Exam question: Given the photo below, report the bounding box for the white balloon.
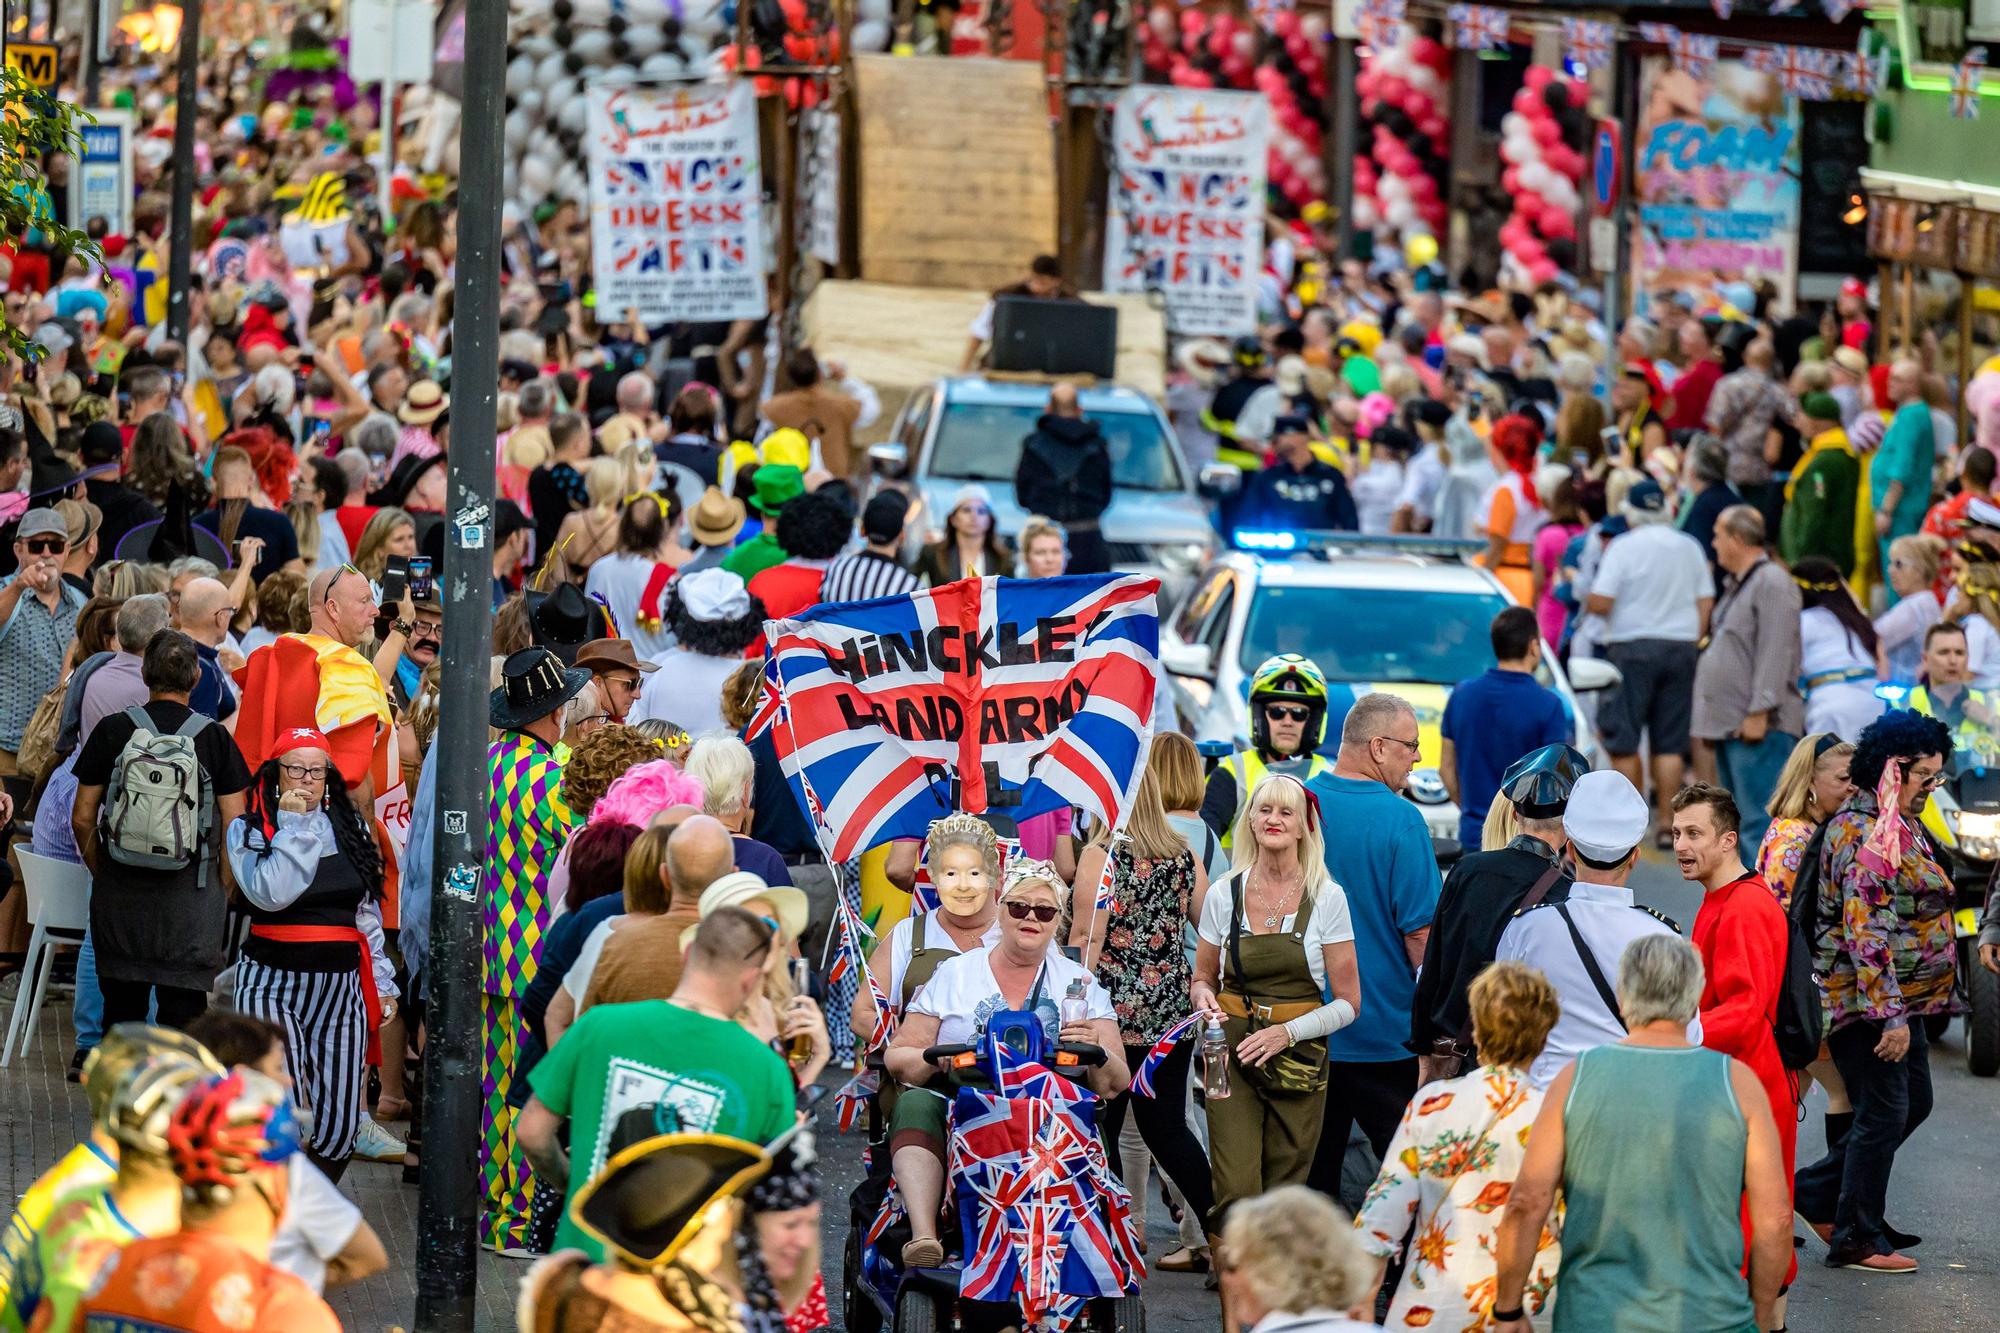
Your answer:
[641,51,684,77]
[536,52,568,86]
[1504,135,1539,166]
[1406,65,1441,98]
[1385,197,1414,228]
[507,55,536,96]
[571,29,614,62]
[1377,172,1409,202]
[603,63,637,85]
[505,110,530,153]
[521,155,555,196]
[858,0,891,19]
[548,77,578,111]
[517,34,555,59]
[851,17,890,51]
[1352,196,1379,230]
[557,95,590,134]
[571,0,612,22]
[1500,112,1527,140]
[1519,162,1554,194]
[1373,46,1411,77]
[517,87,544,117]
[622,26,664,58]
[1544,178,1580,213]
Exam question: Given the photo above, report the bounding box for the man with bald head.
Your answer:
[1874,356,1937,586]
[170,577,239,721]
[1015,381,1113,574]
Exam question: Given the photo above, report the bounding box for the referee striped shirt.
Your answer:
[819,550,920,604]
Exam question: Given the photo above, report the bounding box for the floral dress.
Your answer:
[1355,1065,1561,1332]
[1756,816,1815,910]
[1097,844,1195,1046]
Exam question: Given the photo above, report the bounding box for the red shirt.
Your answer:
[1692,870,1797,1285]
[80,1230,341,1333]
[334,503,379,554]
[1667,358,1723,432]
[749,561,830,622]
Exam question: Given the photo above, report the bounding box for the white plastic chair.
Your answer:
[4,851,91,1067]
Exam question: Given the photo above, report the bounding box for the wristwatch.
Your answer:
[391,618,414,637]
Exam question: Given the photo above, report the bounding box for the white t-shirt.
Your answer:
[563,917,623,1005]
[1966,614,2000,689]
[270,1156,363,1294]
[1590,522,1715,644]
[881,912,1002,1010]
[632,648,743,737]
[1196,868,1354,993]
[907,945,1114,1049]
[586,552,676,659]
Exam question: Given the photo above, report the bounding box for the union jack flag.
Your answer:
[1673,32,1720,81]
[1712,0,1733,19]
[951,1049,1143,1328]
[1636,22,1679,47]
[833,1066,878,1132]
[1357,0,1404,49]
[1447,3,1508,51]
[1560,18,1615,72]
[763,574,1159,865]
[1955,47,1987,119]
[1248,0,1293,34]
[1823,0,1859,22]
[1131,1013,1207,1098]
[1839,50,1878,96]
[1749,45,1836,100]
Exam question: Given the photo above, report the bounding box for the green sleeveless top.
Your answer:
[1553,1044,1756,1333]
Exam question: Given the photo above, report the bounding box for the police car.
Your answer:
[1159,532,1617,845]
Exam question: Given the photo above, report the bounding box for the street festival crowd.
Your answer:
[9,28,2000,1333]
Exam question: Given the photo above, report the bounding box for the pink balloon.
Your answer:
[1501,166,1520,195]
[1355,69,1380,100]
[1567,79,1589,109]
[1224,56,1251,84]
[1178,9,1204,34]
[1273,9,1301,38]
[1298,53,1322,80]
[1530,259,1560,284]
[1210,10,1235,34]
[1420,115,1448,142]
[1543,211,1576,243]
[1379,75,1408,103]
[1410,172,1438,200]
[1207,26,1231,58]
[1411,37,1444,66]
[1286,35,1309,62]
[1533,117,1561,148]
[1512,88,1539,118]
[1523,64,1554,90]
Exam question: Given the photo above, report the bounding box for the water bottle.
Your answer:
[1200,1018,1231,1099]
[1060,977,1090,1028]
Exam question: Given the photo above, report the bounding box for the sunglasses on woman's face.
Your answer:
[1005,901,1058,923]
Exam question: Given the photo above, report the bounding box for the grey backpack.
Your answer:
[102,706,214,886]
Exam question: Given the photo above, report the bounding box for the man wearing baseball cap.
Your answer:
[1223,413,1358,542]
[0,507,86,771]
[1496,769,1690,1087]
[820,490,919,604]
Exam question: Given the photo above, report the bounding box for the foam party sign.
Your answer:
[585,79,769,323]
[1102,87,1269,336]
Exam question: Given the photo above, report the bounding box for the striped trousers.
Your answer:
[235,957,367,1165]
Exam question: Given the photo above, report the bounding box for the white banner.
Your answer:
[347,0,435,85]
[586,80,769,325]
[805,106,841,269]
[1101,87,1268,337]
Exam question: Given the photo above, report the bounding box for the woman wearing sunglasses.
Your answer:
[884,859,1129,1270]
[225,726,400,1180]
[1191,773,1360,1264]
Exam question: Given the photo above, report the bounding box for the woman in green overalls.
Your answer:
[850,813,1003,1061]
[1190,773,1361,1266]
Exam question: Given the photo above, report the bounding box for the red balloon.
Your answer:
[1501,166,1520,195]
[1567,79,1589,109]
[1530,259,1560,284]
[1379,75,1408,103]
[1523,64,1554,90]
[1179,9,1204,33]
[1420,115,1448,142]
[1355,69,1380,100]
[1512,88,1539,118]
[1411,37,1444,67]
[1543,212,1577,243]
[1273,10,1301,38]
[1533,117,1561,148]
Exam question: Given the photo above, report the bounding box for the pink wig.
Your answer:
[589,759,706,828]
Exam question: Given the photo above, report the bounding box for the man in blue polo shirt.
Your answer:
[1440,606,1570,850]
[1306,692,1442,1202]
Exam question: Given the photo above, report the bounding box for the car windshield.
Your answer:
[928,403,1184,491]
[1238,583,1509,683]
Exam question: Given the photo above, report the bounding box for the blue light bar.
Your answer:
[1233,531,1298,552]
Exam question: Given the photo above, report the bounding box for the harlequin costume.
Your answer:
[482,649,589,1250]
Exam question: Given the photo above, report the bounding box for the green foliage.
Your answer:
[0,65,106,356]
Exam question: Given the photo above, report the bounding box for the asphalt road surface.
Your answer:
[815,852,2000,1332]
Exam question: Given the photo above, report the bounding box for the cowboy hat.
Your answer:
[398,380,449,426]
[526,583,612,665]
[687,486,747,548]
[573,637,660,677]
[489,646,592,731]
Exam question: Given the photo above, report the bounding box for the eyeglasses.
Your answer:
[22,538,65,555]
[1375,734,1423,754]
[411,620,442,637]
[1264,705,1311,722]
[1902,764,1946,791]
[1004,901,1059,923]
[279,763,328,782]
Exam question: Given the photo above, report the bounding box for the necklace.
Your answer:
[1249,863,1302,931]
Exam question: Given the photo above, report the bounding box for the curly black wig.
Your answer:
[242,759,385,900]
[1848,709,1954,794]
[665,582,769,658]
[774,490,853,561]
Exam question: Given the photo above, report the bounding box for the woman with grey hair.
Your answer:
[1489,933,1792,1333]
[1218,1186,1375,1332]
[1679,431,1742,579]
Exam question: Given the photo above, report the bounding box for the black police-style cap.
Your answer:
[1500,743,1592,820]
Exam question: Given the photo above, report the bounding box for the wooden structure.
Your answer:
[851,54,1058,291]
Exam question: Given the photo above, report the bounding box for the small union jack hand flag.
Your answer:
[1447,3,1508,51]
[1131,1014,1207,1098]
[1955,47,1987,119]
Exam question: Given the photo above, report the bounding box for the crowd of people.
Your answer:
[3,17,2000,1331]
